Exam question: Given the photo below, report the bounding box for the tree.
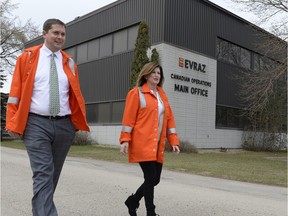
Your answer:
[129,21,160,89]
[130,21,151,89]
[0,0,40,133]
[151,48,160,64]
[231,0,287,151]
[1,92,8,140]
[0,0,40,79]
[230,0,287,40]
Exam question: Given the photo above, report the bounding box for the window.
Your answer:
[86,104,98,123]
[216,38,229,61]
[253,53,279,72]
[88,39,100,61]
[128,25,138,50]
[216,38,252,70]
[240,48,251,69]
[99,35,112,57]
[65,25,139,64]
[216,105,248,129]
[77,43,88,64]
[86,103,110,124]
[64,47,76,59]
[113,29,128,54]
[228,43,241,65]
[112,101,125,122]
[98,103,111,123]
[86,101,125,124]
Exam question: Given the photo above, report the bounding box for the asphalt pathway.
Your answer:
[1,147,287,216]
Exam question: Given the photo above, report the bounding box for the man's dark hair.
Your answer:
[43,19,66,32]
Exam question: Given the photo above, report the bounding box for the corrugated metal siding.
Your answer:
[78,52,134,102]
[65,0,165,48]
[163,0,265,57]
[26,0,166,49]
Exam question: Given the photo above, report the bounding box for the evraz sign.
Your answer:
[178,57,206,73]
[171,57,211,97]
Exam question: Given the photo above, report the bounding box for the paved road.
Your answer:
[1,147,287,216]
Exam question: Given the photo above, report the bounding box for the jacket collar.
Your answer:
[141,83,160,93]
[24,43,71,62]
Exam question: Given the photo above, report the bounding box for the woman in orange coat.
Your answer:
[120,62,180,216]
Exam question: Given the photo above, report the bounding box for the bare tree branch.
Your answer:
[0,0,40,79]
[228,0,287,150]
[230,0,288,40]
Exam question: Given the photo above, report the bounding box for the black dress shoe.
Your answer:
[125,194,140,216]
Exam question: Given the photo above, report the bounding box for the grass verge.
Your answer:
[1,140,287,187]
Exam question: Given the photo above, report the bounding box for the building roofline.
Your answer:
[25,0,125,45]
[203,0,283,40]
[25,0,283,46]
[66,0,126,26]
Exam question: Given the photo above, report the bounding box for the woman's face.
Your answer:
[146,67,161,86]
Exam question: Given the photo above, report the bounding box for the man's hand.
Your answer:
[120,142,129,155]
[7,130,20,138]
[172,145,180,154]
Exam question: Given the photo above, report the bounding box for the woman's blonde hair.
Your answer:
[136,62,164,87]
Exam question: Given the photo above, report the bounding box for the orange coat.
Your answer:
[6,44,90,135]
[119,83,179,163]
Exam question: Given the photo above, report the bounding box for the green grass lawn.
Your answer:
[1,140,287,187]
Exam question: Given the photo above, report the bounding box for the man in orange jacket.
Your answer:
[6,18,89,216]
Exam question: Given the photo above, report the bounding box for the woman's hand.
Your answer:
[172,145,180,154]
[120,142,129,155]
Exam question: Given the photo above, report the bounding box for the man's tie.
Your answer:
[49,53,60,116]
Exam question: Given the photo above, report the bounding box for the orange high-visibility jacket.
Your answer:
[6,44,90,135]
[119,83,179,163]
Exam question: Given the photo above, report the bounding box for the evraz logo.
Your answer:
[179,57,185,67]
[178,57,206,73]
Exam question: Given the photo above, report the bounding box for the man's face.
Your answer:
[43,24,66,52]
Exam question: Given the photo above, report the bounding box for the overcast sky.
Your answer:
[1,0,259,93]
[13,0,258,28]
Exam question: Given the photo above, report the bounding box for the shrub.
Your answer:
[242,131,287,152]
[72,131,95,146]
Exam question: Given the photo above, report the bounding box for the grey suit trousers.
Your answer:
[23,113,76,216]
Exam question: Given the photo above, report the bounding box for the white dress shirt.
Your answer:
[29,45,71,116]
[151,90,164,140]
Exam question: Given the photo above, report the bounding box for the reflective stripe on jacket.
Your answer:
[119,83,179,163]
[6,44,90,134]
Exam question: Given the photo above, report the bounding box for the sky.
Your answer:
[12,0,258,28]
[1,0,260,93]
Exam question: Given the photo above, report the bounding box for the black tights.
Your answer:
[134,161,163,215]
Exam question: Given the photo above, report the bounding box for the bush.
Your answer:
[241,131,287,152]
[72,131,95,146]
[165,140,198,153]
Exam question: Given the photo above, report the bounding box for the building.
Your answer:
[27,0,287,148]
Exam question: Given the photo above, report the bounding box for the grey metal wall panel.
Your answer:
[64,0,165,48]
[26,0,166,49]
[78,52,134,103]
[164,0,258,57]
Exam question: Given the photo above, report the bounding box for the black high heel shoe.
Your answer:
[125,194,140,216]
